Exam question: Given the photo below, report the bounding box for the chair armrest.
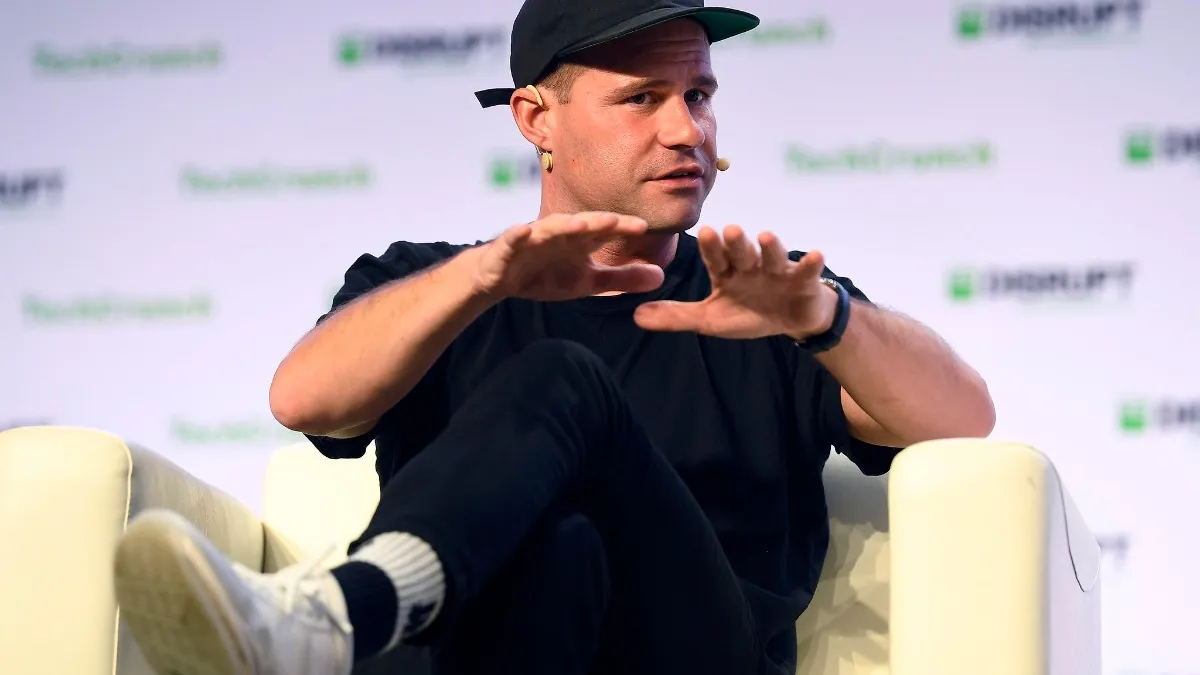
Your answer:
[0,426,264,675]
[888,439,1101,675]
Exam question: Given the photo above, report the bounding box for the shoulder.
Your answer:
[349,240,479,280]
[324,240,480,321]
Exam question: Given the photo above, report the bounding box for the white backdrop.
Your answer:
[2,1,1199,672]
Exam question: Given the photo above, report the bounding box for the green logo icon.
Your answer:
[958,8,986,39]
[488,155,539,189]
[1125,132,1155,164]
[948,269,978,302]
[490,159,516,188]
[1119,401,1149,433]
[338,38,364,66]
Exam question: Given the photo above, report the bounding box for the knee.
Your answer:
[517,338,602,369]
[527,510,610,601]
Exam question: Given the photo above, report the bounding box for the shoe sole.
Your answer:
[113,512,254,675]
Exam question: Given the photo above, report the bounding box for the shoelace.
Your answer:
[234,545,353,675]
[276,544,354,635]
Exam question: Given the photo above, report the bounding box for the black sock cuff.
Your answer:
[331,560,400,661]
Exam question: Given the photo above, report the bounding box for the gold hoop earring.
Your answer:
[540,150,553,172]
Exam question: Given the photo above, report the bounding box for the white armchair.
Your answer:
[0,426,1101,675]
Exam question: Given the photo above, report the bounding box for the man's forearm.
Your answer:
[270,246,497,437]
[809,299,996,445]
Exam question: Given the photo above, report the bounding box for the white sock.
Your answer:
[348,532,445,651]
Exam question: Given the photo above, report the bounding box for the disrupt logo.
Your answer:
[180,164,371,194]
[786,141,993,174]
[956,2,1144,41]
[489,153,540,188]
[1119,399,1200,434]
[948,263,1134,303]
[170,418,303,445]
[337,28,506,68]
[33,43,221,75]
[0,170,64,209]
[1125,128,1200,166]
[22,293,213,324]
[718,18,831,47]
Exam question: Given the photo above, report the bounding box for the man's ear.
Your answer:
[510,86,553,153]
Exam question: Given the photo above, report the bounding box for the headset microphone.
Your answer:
[716,158,731,172]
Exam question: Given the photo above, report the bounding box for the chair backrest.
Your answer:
[261,443,891,675]
[260,442,381,571]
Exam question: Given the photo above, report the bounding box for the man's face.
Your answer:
[550,20,719,233]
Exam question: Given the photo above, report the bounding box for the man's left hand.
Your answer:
[634,225,839,340]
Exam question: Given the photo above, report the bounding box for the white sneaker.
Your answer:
[113,509,354,675]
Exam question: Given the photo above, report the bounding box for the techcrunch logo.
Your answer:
[1119,399,1200,434]
[718,18,831,47]
[1,170,63,209]
[948,263,1134,303]
[22,294,213,324]
[170,418,304,446]
[1125,128,1200,166]
[337,28,506,68]
[956,2,1144,41]
[33,43,221,75]
[489,153,540,189]
[786,141,993,174]
[180,164,372,194]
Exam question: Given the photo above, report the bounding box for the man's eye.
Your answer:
[627,93,650,105]
[686,90,710,103]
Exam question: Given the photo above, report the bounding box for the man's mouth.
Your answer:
[654,164,705,181]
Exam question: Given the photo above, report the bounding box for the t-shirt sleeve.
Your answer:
[791,253,903,476]
[304,240,471,460]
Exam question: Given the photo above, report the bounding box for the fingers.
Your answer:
[591,263,665,294]
[632,300,705,333]
[758,231,789,275]
[697,226,730,276]
[723,225,759,272]
[534,212,648,244]
[795,250,826,280]
[493,224,535,259]
[503,223,534,246]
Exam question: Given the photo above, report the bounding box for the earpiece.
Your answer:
[716,157,731,172]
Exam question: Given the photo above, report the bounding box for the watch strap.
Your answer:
[795,277,851,354]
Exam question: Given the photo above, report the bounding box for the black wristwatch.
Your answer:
[794,277,851,354]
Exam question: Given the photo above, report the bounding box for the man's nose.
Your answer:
[658,97,706,150]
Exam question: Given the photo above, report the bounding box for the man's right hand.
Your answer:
[472,212,666,301]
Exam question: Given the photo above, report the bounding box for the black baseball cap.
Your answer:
[474,0,760,108]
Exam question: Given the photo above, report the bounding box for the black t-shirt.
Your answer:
[308,231,900,664]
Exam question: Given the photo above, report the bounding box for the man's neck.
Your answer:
[537,203,681,270]
[590,232,679,269]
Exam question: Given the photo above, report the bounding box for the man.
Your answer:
[113,0,996,673]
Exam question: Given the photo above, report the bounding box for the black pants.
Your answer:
[349,339,778,675]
